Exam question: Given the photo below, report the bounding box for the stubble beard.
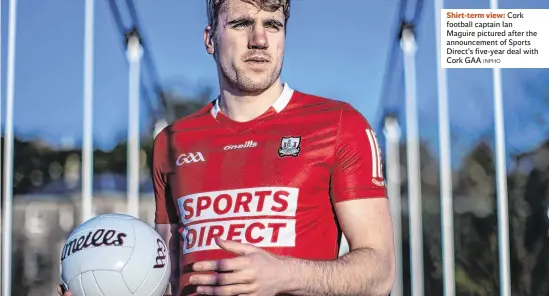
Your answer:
[221,60,282,93]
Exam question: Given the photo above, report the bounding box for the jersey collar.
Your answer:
[210,83,294,118]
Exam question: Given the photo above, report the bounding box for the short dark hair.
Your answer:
[207,0,291,34]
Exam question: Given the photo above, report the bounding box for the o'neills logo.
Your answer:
[177,187,299,254]
[61,229,127,261]
[223,140,257,150]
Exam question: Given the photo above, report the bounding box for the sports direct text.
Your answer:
[177,187,299,253]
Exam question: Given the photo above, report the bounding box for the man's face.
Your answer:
[205,0,286,93]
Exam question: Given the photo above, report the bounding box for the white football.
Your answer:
[60,213,171,296]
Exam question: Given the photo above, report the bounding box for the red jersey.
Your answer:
[152,83,386,295]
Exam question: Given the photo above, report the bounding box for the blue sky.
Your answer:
[1,0,548,166]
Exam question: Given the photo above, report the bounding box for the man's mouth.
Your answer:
[245,57,269,63]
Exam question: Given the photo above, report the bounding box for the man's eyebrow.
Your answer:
[226,16,254,25]
[264,18,284,27]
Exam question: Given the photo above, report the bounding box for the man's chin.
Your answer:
[237,83,271,93]
[235,76,275,93]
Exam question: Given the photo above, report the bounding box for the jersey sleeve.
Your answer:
[152,127,179,224]
[330,105,387,203]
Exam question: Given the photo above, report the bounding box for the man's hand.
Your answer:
[57,285,71,296]
[191,238,288,296]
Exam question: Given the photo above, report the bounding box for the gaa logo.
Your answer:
[176,152,205,166]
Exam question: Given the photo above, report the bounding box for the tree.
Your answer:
[160,84,213,121]
[513,140,549,295]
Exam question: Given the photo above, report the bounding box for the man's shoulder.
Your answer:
[288,90,373,131]
[290,90,364,118]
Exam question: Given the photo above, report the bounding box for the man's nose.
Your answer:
[248,24,268,49]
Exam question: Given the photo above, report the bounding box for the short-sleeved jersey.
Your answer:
[152,83,386,295]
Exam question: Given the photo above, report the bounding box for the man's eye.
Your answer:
[264,21,283,31]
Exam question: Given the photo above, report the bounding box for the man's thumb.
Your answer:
[215,238,257,255]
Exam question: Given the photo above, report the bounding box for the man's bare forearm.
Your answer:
[281,247,395,296]
[166,245,180,295]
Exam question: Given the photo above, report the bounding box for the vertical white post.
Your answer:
[2,0,18,295]
[384,116,403,296]
[0,0,3,286]
[82,0,95,222]
[126,32,143,218]
[434,1,456,295]
[400,24,424,296]
[489,2,511,295]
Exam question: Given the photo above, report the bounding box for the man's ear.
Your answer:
[204,25,215,55]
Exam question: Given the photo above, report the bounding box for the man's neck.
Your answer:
[218,80,284,122]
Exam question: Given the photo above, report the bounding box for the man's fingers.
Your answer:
[193,256,250,272]
[190,271,251,286]
[197,284,255,296]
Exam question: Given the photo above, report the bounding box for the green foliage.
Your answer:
[1,92,207,195]
[398,138,549,295]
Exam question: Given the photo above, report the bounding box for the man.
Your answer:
[60,0,395,295]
